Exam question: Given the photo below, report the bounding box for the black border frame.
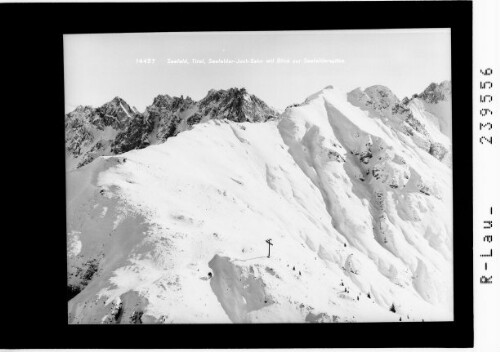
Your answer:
[1,1,472,349]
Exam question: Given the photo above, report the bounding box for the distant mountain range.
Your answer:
[65,88,279,169]
[65,82,451,171]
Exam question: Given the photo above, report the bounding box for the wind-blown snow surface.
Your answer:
[67,86,453,324]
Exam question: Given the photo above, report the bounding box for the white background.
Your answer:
[472,0,499,351]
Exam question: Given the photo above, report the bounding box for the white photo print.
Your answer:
[65,29,453,324]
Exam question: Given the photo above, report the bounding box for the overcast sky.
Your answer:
[64,29,451,113]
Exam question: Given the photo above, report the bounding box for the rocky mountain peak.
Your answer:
[151,94,196,112]
[199,87,278,123]
[152,94,173,108]
[362,85,400,109]
[93,97,135,130]
[416,80,451,103]
[200,88,246,106]
[346,84,451,163]
[104,96,128,111]
[347,85,400,115]
[111,96,127,105]
[72,105,94,114]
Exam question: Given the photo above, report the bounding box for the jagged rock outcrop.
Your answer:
[347,82,452,165]
[93,96,136,130]
[65,97,138,169]
[415,81,451,104]
[199,88,277,123]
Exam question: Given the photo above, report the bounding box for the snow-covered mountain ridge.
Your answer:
[65,88,279,170]
[67,82,453,324]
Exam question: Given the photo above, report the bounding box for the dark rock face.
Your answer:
[65,98,137,166]
[65,89,279,170]
[417,81,451,104]
[111,114,156,154]
[152,95,195,141]
[67,255,102,301]
[65,106,96,158]
[130,311,144,324]
[186,113,203,126]
[67,285,81,301]
[405,114,430,137]
[199,88,277,123]
[94,97,136,130]
[429,142,447,161]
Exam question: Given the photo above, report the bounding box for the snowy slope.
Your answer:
[67,84,453,324]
